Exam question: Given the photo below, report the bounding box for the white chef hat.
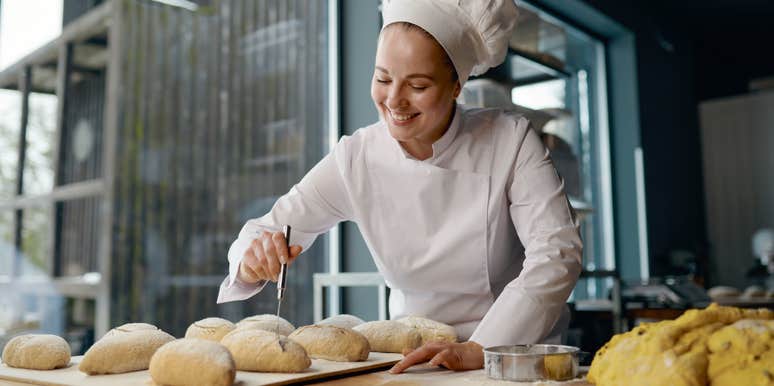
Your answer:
[381,0,519,85]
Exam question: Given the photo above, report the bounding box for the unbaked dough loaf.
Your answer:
[741,285,766,299]
[149,339,235,386]
[79,324,174,374]
[102,322,158,339]
[353,320,421,353]
[236,314,295,336]
[220,329,311,372]
[288,325,370,361]
[316,314,365,329]
[708,286,741,300]
[185,317,236,341]
[2,334,71,370]
[396,316,458,344]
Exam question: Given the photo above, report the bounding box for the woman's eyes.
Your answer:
[375,78,429,90]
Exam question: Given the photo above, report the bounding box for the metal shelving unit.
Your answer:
[475,47,572,88]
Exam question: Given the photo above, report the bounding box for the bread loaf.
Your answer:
[149,339,235,386]
[396,316,457,344]
[236,314,295,336]
[185,317,236,342]
[102,322,158,339]
[288,325,370,362]
[221,329,310,372]
[316,314,365,329]
[79,324,174,374]
[2,334,70,370]
[353,320,421,353]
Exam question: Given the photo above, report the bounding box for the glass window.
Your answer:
[108,0,330,336]
[60,54,105,185]
[20,204,53,277]
[22,90,58,195]
[0,211,14,276]
[57,197,101,276]
[0,90,20,200]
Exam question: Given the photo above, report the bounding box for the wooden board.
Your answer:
[312,364,593,386]
[0,352,403,386]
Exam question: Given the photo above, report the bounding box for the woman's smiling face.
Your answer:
[371,24,460,154]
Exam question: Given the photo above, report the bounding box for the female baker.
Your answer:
[217,0,582,374]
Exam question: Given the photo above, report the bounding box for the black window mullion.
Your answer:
[13,65,32,278]
[52,43,74,278]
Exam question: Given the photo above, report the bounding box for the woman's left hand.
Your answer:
[389,341,484,374]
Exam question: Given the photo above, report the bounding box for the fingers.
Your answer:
[238,259,260,283]
[240,249,265,283]
[389,342,484,374]
[289,245,302,258]
[389,343,443,374]
[245,234,276,281]
[429,348,464,370]
[287,245,302,267]
[243,232,304,281]
[272,232,289,264]
[261,232,280,281]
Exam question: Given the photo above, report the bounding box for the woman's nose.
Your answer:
[386,84,408,109]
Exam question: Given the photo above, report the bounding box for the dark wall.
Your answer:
[577,0,710,278]
[693,20,774,101]
[578,0,774,281]
[635,28,707,277]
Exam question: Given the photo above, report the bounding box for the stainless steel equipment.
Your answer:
[484,344,582,382]
[275,225,291,335]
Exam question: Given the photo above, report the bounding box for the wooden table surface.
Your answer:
[311,364,592,385]
[1,355,592,386]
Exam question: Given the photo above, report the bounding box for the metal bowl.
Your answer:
[484,344,581,382]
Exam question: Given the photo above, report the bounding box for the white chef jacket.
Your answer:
[217,104,583,348]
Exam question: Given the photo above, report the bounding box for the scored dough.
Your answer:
[288,325,370,362]
[2,334,71,370]
[149,338,235,386]
[396,316,458,344]
[316,314,365,329]
[236,314,295,336]
[79,323,174,374]
[185,317,236,342]
[102,322,158,339]
[353,320,421,353]
[220,329,311,372]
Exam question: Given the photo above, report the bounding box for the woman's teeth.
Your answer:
[391,111,418,121]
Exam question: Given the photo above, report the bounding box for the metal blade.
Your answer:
[275,299,282,337]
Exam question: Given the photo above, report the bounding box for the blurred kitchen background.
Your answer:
[0,0,772,357]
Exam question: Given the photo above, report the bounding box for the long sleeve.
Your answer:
[469,119,583,347]
[217,141,355,303]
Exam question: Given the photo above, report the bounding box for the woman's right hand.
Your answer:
[237,231,303,283]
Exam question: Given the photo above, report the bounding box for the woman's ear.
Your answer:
[453,81,462,99]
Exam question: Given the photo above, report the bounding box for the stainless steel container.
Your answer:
[484,344,581,382]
